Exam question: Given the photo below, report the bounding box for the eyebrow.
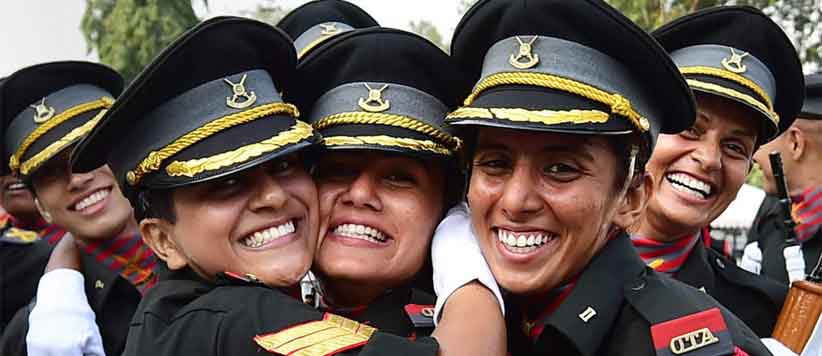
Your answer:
[475,141,597,163]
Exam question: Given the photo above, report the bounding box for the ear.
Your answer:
[787,127,806,161]
[614,172,651,230]
[33,198,53,224]
[140,218,188,270]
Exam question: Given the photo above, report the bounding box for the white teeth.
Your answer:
[241,220,295,248]
[7,183,25,190]
[74,189,110,211]
[497,229,554,250]
[332,223,388,243]
[666,173,712,198]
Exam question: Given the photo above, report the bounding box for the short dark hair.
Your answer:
[135,188,176,223]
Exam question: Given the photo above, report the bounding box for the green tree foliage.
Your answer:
[409,20,447,51]
[81,0,201,82]
[606,0,822,72]
[244,0,289,26]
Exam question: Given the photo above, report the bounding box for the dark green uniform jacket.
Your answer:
[0,252,141,356]
[506,234,770,356]
[0,236,51,333]
[749,196,822,285]
[322,287,436,340]
[676,238,787,337]
[123,267,438,356]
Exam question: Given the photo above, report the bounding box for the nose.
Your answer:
[691,139,722,172]
[499,164,543,221]
[340,171,382,211]
[249,169,289,212]
[67,170,95,191]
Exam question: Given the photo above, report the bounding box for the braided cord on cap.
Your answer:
[323,135,452,156]
[10,97,114,173]
[126,102,299,186]
[680,66,773,111]
[313,112,462,152]
[686,79,779,126]
[463,72,649,132]
[19,109,107,175]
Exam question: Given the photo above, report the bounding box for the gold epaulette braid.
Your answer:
[126,102,299,186]
[680,66,773,111]
[463,72,650,132]
[10,97,114,173]
[313,111,463,152]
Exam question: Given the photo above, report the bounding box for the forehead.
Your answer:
[695,94,760,139]
[474,127,615,156]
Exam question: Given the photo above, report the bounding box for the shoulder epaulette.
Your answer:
[254,312,377,356]
[404,304,435,329]
[0,227,39,244]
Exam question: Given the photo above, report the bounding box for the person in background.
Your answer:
[0,76,68,332]
[0,61,150,356]
[625,6,800,337]
[746,73,822,285]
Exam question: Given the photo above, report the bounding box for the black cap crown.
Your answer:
[277,0,378,59]
[1,61,122,177]
[801,73,822,120]
[446,0,696,153]
[292,27,470,160]
[653,6,804,144]
[71,17,320,198]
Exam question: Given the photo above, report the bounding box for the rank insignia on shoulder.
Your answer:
[254,313,377,356]
[0,227,39,244]
[650,308,734,356]
[404,304,435,328]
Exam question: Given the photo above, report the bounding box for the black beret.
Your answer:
[277,0,378,59]
[71,16,320,198]
[1,61,122,177]
[292,27,471,160]
[800,73,822,120]
[446,0,695,153]
[653,6,804,144]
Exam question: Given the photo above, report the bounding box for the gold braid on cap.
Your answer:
[462,72,650,132]
[323,135,452,156]
[19,109,107,175]
[685,79,779,126]
[9,97,114,173]
[680,66,774,112]
[126,102,299,186]
[313,111,462,153]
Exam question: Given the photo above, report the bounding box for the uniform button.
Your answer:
[715,258,725,269]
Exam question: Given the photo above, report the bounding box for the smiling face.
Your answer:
[313,150,445,298]
[467,127,629,295]
[31,149,134,241]
[0,174,38,221]
[642,93,758,239]
[150,155,319,287]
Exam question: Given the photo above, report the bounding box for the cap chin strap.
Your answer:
[618,145,640,199]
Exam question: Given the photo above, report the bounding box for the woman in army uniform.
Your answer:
[0,61,148,356]
[65,16,502,356]
[627,6,803,337]
[439,0,771,354]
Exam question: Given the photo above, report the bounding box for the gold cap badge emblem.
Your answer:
[721,48,749,74]
[358,83,390,112]
[509,36,540,70]
[30,98,56,124]
[224,74,257,109]
[319,23,341,36]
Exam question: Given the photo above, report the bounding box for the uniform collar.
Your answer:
[674,237,717,294]
[535,232,646,356]
[322,286,416,336]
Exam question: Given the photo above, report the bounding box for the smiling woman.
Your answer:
[629,6,806,338]
[440,0,773,355]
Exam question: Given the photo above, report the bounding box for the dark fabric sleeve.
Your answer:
[0,302,31,356]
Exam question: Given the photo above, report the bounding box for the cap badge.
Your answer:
[721,48,749,74]
[509,36,540,70]
[358,83,390,112]
[30,98,56,124]
[224,74,257,109]
[319,23,341,36]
